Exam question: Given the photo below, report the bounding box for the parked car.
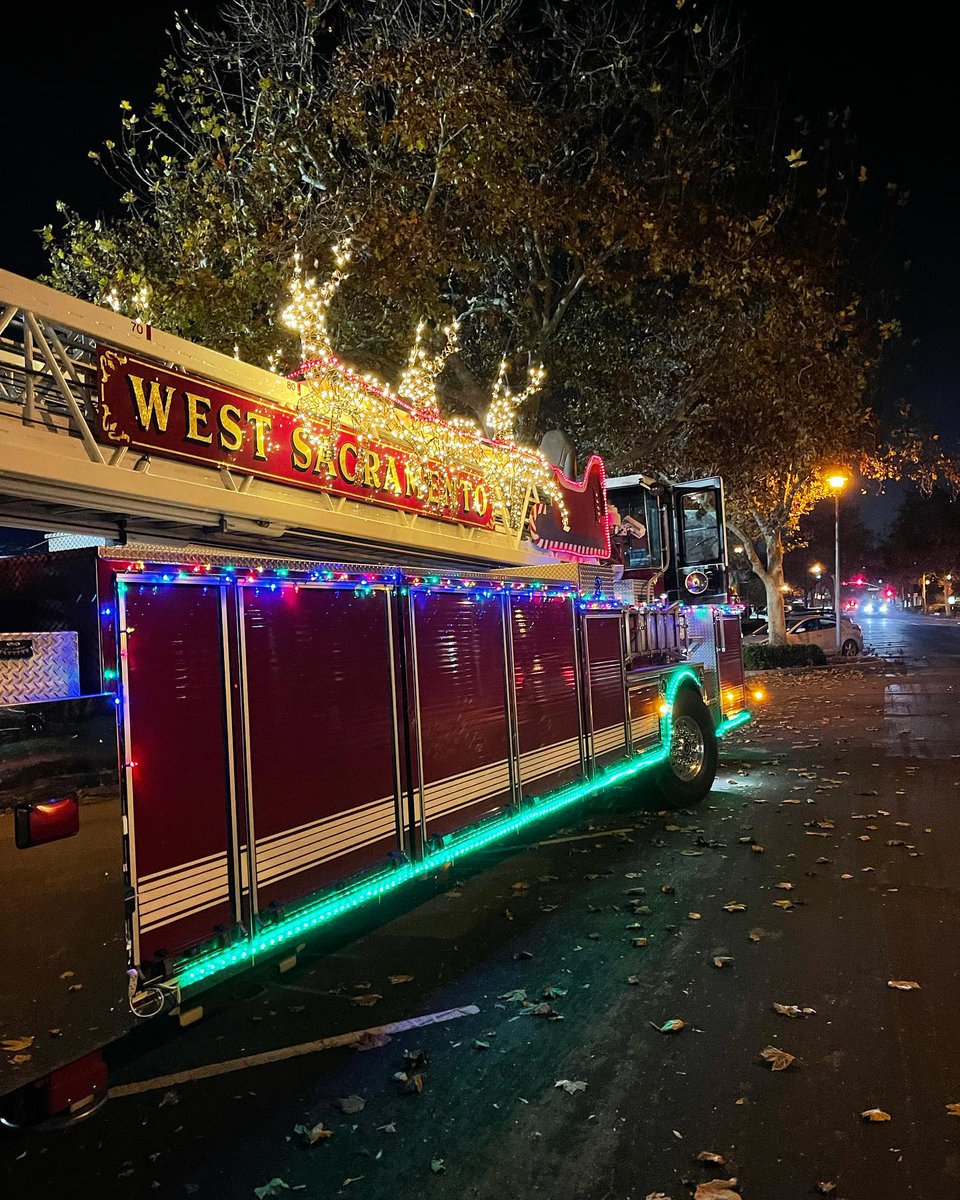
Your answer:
[743,613,864,656]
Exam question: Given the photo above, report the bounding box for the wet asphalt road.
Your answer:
[3,612,960,1199]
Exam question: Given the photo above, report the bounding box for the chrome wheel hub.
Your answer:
[669,714,705,782]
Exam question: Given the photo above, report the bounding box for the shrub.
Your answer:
[743,643,828,670]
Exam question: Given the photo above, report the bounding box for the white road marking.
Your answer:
[108,1004,480,1098]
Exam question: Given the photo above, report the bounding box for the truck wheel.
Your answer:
[654,688,718,806]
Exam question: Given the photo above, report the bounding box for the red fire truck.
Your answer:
[0,269,749,1125]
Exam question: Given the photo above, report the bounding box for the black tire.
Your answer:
[653,687,718,806]
[841,639,860,657]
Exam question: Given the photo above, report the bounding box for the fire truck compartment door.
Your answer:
[0,695,132,1100]
[582,613,629,766]
[509,595,583,798]
[239,584,401,915]
[120,582,239,965]
[412,591,513,840]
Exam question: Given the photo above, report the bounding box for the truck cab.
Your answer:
[606,475,728,606]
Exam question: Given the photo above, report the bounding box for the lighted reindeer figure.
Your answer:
[284,245,567,535]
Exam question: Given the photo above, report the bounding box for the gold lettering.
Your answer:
[337,440,359,483]
[362,449,382,490]
[244,412,272,461]
[218,403,243,452]
[128,374,174,433]
[461,479,474,512]
[290,425,312,472]
[313,449,336,478]
[382,455,402,495]
[473,482,489,517]
[184,393,213,444]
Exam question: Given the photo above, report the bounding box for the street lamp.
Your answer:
[826,473,848,652]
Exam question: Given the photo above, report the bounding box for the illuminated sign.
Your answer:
[96,348,493,529]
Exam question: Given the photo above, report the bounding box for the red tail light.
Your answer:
[14,794,80,849]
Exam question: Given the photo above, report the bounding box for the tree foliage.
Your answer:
[43,0,947,638]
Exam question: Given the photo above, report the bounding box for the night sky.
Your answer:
[4,2,956,484]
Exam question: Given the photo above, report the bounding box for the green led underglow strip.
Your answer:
[716,709,752,737]
[177,669,750,989]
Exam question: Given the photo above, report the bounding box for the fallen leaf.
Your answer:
[350,994,382,1007]
[632,938,649,948]
[775,882,794,890]
[295,1121,333,1146]
[388,974,414,985]
[751,844,764,853]
[430,1158,445,1173]
[760,1045,795,1071]
[946,1103,960,1118]
[659,1019,685,1035]
[712,956,734,969]
[376,1122,397,1133]
[817,1185,837,1195]
[1,1037,34,1053]
[694,1181,741,1200]
[627,975,641,985]
[542,985,568,999]
[887,980,920,990]
[696,1150,725,1165]
[646,1194,673,1200]
[772,899,794,909]
[723,902,747,913]
[255,1181,291,1199]
[554,1079,587,1094]
[688,912,702,920]
[498,988,527,1002]
[861,1108,891,1122]
[661,885,675,895]
[772,1003,815,1018]
[338,1095,366,1114]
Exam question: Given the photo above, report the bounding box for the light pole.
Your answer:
[826,474,848,652]
[808,563,824,608]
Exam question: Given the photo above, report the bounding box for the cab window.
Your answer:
[678,490,721,565]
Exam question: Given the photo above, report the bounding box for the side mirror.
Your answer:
[14,795,80,849]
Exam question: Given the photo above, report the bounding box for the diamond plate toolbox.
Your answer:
[0,631,80,703]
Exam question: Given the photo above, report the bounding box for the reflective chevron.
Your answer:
[255,796,397,889]
[630,714,661,744]
[518,735,582,784]
[137,850,231,933]
[593,723,626,753]
[423,759,511,817]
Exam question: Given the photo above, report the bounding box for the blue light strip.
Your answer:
[176,668,751,990]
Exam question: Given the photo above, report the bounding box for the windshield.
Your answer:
[678,490,722,565]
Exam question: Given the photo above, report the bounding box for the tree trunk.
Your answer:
[761,534,788,644]
[726,523,788,645]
